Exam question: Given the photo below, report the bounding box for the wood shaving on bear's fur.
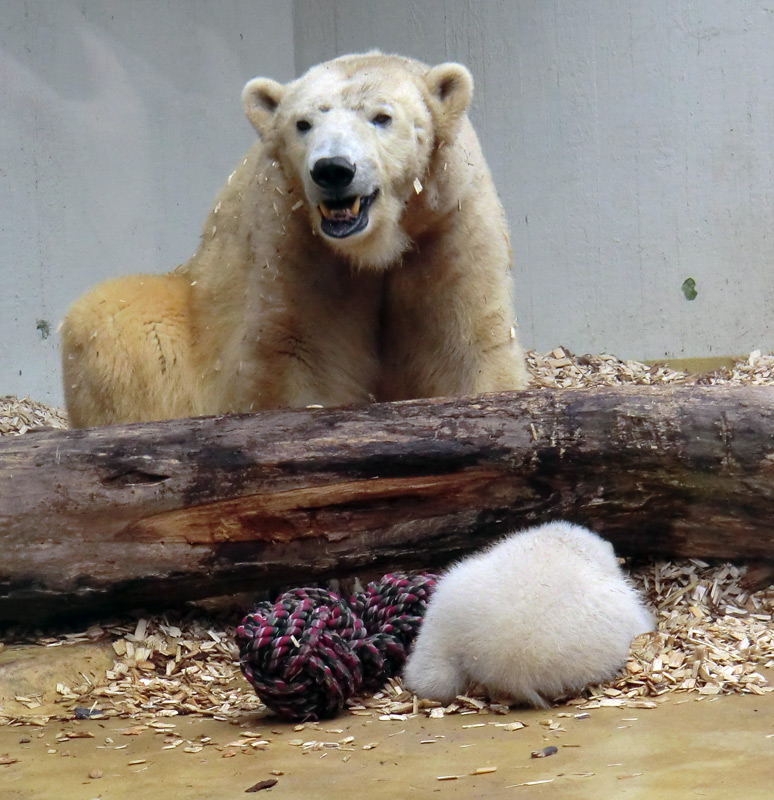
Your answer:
[2,349,774,725]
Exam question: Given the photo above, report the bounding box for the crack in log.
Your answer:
[101,470,170,487]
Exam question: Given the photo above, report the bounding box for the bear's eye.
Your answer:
[371,113,392,127]
[296,119,312,133]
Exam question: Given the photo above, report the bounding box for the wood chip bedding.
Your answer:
[2,349,774,725]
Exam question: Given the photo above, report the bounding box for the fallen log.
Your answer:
[2,385,774,624]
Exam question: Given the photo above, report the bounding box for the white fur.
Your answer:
[403,521,654,707]
[62,53,528,427]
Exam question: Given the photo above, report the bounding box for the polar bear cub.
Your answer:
[403,521,654,707]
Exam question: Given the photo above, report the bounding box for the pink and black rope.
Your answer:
[235,573,437,721]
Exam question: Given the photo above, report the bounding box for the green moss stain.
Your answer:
[36,319,51,340]
[681,278,698,301]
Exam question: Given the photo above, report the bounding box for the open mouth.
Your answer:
[318,190,378,238]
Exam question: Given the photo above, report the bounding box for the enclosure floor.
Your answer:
[2,690,772,799]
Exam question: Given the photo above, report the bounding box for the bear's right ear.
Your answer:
[242,77,285,134]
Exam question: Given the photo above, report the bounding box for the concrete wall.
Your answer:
[295,0,774,363]
[4,1,774,406]
[0,0,295,405]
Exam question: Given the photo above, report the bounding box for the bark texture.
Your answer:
[2,386,773,624]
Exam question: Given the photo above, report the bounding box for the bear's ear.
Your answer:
[242,77,285,134]
[425,62,473,129]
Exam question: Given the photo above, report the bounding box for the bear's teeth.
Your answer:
[319,198,362,220]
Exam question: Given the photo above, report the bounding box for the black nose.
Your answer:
[311,157,356,190]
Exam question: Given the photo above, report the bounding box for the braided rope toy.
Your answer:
[235,573,437,721]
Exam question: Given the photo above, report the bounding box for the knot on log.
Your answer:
[235,573,438,720]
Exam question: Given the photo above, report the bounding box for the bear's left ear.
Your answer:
[425,62,474,131]
[242,77,285,135]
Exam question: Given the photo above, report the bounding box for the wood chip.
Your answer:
[507,778,555,787]
[59,730,95,740]
[0,396,68,435]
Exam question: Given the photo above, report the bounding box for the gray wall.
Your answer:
[1,0,295,405]
[4,1,774,406]
[296,0,774,363]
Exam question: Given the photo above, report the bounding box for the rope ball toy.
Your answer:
[235,573,437,721]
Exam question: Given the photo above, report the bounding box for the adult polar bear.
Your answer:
[62,53,528,427]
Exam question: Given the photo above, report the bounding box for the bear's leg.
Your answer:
[61,274,197,427]
[403,644,468,705]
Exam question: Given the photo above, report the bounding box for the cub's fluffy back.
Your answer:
[403,522,654,706]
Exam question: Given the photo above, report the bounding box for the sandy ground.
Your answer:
[3,673,773,799]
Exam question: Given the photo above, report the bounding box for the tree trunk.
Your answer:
[2,385,774,624]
